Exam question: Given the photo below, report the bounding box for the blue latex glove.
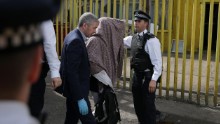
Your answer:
[77,98,88,115]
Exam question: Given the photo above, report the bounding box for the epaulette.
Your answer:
[143,32,155,41]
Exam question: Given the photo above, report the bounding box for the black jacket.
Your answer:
[60,29,90,101]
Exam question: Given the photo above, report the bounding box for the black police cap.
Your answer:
[0,0,60,52]
[134,10,151,21]
[0,0,60,26]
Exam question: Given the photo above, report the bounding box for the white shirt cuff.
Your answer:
[93,70,113,88]
[51,71,60,78]
[123,36,132,48]
[152,74,160,81]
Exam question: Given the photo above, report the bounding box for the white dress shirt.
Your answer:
[77,27,87,42]
[93,70,113,88]
[0,101,39,124]
[41,20,61,78]
[123,29,162,81]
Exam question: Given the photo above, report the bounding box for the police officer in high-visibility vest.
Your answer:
[124,10,162,124]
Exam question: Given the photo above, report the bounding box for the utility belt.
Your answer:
[134,69,153,78]
[133,69,161,83]
[134,68,152,73]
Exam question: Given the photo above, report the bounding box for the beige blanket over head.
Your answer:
[86,17,125,85]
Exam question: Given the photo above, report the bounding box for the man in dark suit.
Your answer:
[60,12,99,124]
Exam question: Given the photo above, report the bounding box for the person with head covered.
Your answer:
[0,0,60,124]
[86,17,125,123]
[86,17,125,94]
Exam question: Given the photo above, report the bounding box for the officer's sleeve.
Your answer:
[42,20,61,78]
[123,36,133,48]
[145,38,162,81]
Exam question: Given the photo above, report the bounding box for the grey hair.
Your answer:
[78,12,98,27]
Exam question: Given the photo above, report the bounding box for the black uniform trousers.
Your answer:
[65,98,96,124]
[28,62,49,118]
[132,71,156,124]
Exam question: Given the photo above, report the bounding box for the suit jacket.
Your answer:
[60,29,90,101]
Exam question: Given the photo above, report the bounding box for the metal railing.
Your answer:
[54,0,220,107]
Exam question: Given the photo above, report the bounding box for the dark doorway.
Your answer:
[203,3,218,51]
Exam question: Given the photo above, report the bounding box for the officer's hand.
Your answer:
[51,77,62,89]
[149,80,157,93]
[77,98,88,115]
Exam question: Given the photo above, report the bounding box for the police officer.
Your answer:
[28,19,62,119]
[124,10,162,124]
[0,0,60,124]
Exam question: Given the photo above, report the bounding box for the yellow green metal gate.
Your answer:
[54,0,220,107]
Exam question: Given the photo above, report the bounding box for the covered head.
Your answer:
[86,17,125,86]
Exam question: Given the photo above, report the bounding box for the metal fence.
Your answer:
[54,0,220,107]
